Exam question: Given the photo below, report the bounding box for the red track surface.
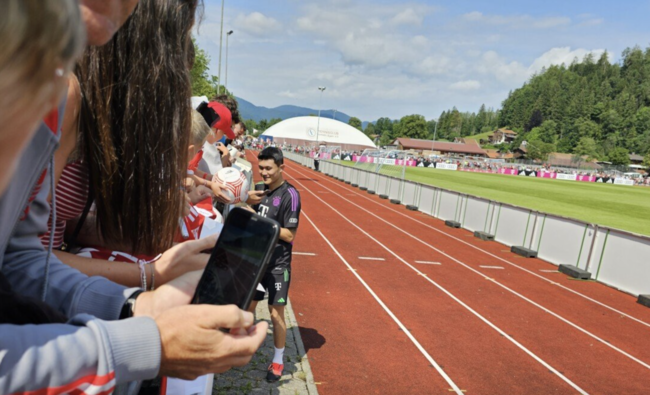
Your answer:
[246,151,650,394]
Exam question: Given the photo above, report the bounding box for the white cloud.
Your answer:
[390,8,423,26]
[475,51,529,83]
[450,80,481,91]
[278,90,298,99]
[461,12,571,29]
[232,12,282,36]
[528,47,606,73]
[578,18,604,27]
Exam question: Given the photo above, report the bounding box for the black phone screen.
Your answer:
[192,208,279,309]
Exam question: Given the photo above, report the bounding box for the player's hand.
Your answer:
[245,190,266,206]
[157,305,269,379]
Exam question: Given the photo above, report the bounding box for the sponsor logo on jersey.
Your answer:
[289,218,298,224]
[275,282,282,291]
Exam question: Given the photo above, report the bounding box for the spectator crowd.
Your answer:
[0,1,302,394]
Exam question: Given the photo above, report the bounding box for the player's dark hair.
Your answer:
[259,147,284,166]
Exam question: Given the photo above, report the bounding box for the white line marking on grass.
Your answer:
[300,211,465,395]
[359,257,385,261]
[293,252,317,256]
[416,261,442,265]
[480,266,505,270]
[286,165,650,372]
[289,164,650,330]
[288,171,590,394]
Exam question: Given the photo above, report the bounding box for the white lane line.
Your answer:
[287,165,650,372]
[480,266,505,270]
[287,171,589,394]
[416,261,442,265]
[300,210,465,395]
[359,257,385,261]
[540,269,559,273]
[293,164,650,330]
[293,252,317,256]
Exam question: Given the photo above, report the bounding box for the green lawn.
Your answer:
[463,130,493,142]
[335,161,650,236]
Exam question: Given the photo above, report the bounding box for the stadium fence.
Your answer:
[283,149,650,299]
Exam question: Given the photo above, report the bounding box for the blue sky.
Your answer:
[195,0,650,122]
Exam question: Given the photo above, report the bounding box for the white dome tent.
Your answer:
[260,116,376,150]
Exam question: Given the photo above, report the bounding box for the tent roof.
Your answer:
[261,116,375,148]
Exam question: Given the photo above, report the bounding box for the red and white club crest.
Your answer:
[213,167,249,204]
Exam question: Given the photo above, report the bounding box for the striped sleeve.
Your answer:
[282,187,301,229]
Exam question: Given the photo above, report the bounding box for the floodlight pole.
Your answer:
[333,109,337,120]
[431,119,438,153]
[225,30,233,91]
[217,0,225,95]
[316,86,326,147]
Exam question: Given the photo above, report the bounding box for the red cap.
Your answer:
[207,102,235,139]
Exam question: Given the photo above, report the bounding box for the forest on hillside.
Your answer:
[497,47,650,164]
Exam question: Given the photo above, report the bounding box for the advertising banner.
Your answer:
[556,174,578,181]
[436,163,458,171]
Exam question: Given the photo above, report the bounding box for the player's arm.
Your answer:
[279,227,297,243]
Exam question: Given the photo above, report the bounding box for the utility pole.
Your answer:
[217,0,225,95]
[316,87,326,147]
[225,30,233,91]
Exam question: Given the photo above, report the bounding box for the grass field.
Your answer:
[463,130,493,141]
[336,161,650,236]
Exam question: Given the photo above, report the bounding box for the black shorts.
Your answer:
[253,269,291,306]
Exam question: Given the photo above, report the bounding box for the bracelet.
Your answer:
[138,254,162,291]
[138,261,147,291]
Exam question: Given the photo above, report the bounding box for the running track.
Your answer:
[246,150,650,394]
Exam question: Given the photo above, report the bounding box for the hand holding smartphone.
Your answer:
[191,208,280,310]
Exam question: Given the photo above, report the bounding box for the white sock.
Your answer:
[273,347,285,365]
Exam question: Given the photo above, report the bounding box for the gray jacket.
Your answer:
[0,101,161,394]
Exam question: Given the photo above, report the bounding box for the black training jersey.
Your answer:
[253,181,301,272]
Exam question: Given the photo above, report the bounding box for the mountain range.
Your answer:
[236,97,370,128]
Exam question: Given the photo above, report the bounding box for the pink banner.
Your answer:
[537,171,557,179]
[460,168,494,174]
[577,175,596,182]
[498,168,519,176]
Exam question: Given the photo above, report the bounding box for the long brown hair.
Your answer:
[76,0,199,254]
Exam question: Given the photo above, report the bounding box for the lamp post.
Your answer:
[431,119,438,154]
[225,30,233,92]
[217,0,225,95]
[333,109,337,120]
[316,86,326,147]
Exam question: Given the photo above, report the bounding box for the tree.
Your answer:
[644,152,650,169]
[364,122,376,137]
[526,139,556,161]
[190,39,231,98]
[397,115,428,139]
[375,117,393,136]
[348,117,363,131]
[426,119,437,139]
[573,137,600,161]
[607,147,630,165]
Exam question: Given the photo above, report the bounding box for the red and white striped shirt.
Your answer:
[40,162,89,249]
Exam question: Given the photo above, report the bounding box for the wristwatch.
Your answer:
[119,290,144,319]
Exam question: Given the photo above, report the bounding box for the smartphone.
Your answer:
[254,182,268,195]
[192,207,280,310]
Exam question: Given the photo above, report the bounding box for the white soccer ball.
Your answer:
[213,167,249,204]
